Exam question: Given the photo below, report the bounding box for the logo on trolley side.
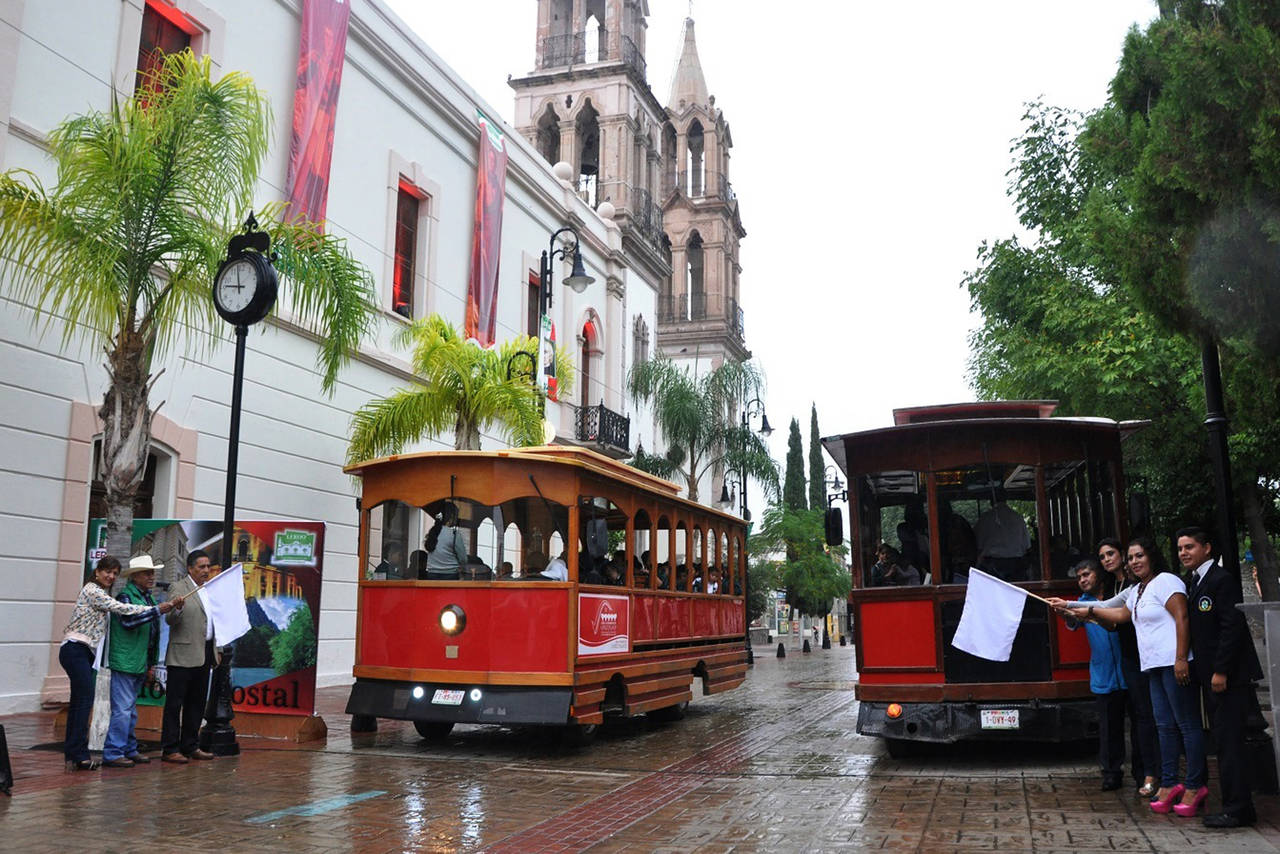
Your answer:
[578,593,630,656]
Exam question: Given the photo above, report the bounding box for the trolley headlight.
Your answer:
[886,703,903,719]
[469,688,482,703]
[439,604,466,635]
[412,685,425,700]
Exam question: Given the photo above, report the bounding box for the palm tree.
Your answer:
[346,313,576,459]
[627,356,778,503]
[0,52,378,559]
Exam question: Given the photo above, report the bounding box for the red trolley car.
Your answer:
[344,446,749,742]
[822,401,1143,754]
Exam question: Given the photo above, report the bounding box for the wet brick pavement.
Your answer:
[3,644,1279,852]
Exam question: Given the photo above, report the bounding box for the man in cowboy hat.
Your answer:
[102,554,175,767]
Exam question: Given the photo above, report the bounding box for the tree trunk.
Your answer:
[99,332,153,562]
[1242,476,1279,602]
[455,415,481,451]
[685,454,699,502]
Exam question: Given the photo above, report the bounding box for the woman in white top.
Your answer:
[1048,536,1206,816]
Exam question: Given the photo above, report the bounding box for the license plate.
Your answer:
[431,689,464,706]
[980,709,1019,730]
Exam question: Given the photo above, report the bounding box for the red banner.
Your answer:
[285,0,351,227]
[465,115,508,346]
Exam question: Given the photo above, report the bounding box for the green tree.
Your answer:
[0,52,377,560]
[746,558,780,624]
[750,505,849,617]
[782,418,806,512]
[270,602,317,674]
[232,622,278,669]
[626,356,778,502]
[808,404,826,512]
[347,313,576,459]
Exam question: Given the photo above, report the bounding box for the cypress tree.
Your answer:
[808,404,825,511]
[783,417,806,511]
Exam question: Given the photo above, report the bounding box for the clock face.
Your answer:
[215,257,257,314]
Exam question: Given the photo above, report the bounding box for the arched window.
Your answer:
[536,103,561,165]
[576,100,600,207]
[687,230,705,319]
[580,318,601,409]
[662,122,677,197]
[687,120,705,196]
[584,12,601,62]
[632,314,649,367]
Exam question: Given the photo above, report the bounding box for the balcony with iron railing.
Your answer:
[657,294,746,341]
[668,170,735,202]
[537,32,647,79]
[572,401,631,456]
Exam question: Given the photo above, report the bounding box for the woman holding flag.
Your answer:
[1048,537,1207,817]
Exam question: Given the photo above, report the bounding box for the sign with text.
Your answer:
[577,593,629,656]
[86,518,325,716]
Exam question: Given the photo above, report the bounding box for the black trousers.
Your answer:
[58,642,96,762]
[1121,656,1160,783]
[1206,683,1253,817]
[1097,690,1126,779]
[162,642,213,755]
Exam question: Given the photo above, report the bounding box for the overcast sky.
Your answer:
[384,0,1159,496]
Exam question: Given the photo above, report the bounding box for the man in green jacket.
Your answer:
[102,555,165,768]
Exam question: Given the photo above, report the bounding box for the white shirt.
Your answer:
[1193,558,1214,586]
[974,503,1031,559]
[1123,572,1193,671]
[540,556,568,581]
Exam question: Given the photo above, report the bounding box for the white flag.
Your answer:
[198,563,252,647]
[951,568,1028,661]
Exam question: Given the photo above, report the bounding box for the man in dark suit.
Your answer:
[1178,526,1262,828]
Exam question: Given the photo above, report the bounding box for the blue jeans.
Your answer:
[1147,665,1207,789]
[103,670,145,761]
[58,641,96,762]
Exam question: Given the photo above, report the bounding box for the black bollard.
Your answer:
[822,628,831,650]
[839,635,847,647]
[776,642,786,658]
[802,639,811,653]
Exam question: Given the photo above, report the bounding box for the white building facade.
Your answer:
[0,0,667,713]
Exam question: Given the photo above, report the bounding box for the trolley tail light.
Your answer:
[439,604,466,635]
[886,703,903,719]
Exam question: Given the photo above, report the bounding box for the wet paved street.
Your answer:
[4,643,1280,852]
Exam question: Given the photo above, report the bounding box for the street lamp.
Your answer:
[823,464,847,507]
[539,226,594,315]
[735,396,770,665]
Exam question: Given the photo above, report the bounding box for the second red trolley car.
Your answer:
[344,446,749,743]
[822,401,1144,754]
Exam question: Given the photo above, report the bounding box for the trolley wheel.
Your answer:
[413,720,455,740]
[561,722,598,747]
[647,699,689,722]
[884,738,925,759]
[350,714,378,733]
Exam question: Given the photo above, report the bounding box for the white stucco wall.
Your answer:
[0,0,660,712]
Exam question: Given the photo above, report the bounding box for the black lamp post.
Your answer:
[733,396,772,664]
[823,464,847,507]
[539,226,594,316]
[202,213,279,757]
[1202,339,1241,594]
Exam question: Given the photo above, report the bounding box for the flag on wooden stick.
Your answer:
[951,568,1031,661]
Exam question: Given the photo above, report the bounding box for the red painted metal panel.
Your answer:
[692,598,713,637]
[1054,615,1091,665]
[858,671,946,684]
[358,586,569,672]
[656,597,690,638]
[859,600,937,669]
[632,594,657,641]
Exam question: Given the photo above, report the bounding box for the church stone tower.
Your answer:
[510,0,671,284]
[657,17,748,365]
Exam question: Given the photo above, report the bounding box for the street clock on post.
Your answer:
[213,251,277,326]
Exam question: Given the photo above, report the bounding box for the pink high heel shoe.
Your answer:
[1150,783,1185,814]
[1173,786,1209,817]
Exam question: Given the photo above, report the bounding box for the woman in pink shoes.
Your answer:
[1049,537,1208,816]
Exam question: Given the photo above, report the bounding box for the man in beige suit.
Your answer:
[162,549,216,763]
